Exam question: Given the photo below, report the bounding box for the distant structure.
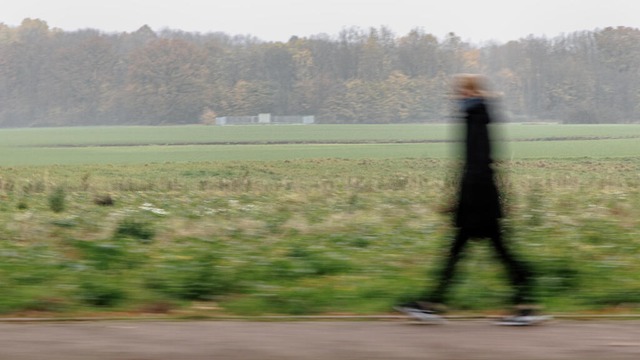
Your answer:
[216,113,315,126]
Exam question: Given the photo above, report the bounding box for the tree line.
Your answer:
[1,18,639,127]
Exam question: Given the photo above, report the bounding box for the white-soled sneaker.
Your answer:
[496,309,552,326]
[395,302,446,324]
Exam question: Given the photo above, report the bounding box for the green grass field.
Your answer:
[1,124,639,166]
[0,124,638,317]
[2,124,640,146]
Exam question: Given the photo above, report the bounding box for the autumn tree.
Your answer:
[125,38,210,123]
[0,19,639,126]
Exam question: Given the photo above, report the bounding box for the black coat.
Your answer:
[454,98,502,236]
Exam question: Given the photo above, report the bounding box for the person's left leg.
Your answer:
[487,224,534,305]
[488,224,551,325]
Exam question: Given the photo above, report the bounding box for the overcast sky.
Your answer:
[3,0,639,43]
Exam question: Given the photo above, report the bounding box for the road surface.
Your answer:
[1,320,640,359]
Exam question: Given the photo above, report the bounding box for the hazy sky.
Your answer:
[3,0,639,43]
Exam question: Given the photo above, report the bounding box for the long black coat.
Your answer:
[454,98,502,237]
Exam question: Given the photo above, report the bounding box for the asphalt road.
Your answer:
[1,320,640,359]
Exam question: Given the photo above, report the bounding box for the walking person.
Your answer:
[397,74,548,325]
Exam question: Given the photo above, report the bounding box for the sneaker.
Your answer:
[395,302,446,323]
[496,308,552,326]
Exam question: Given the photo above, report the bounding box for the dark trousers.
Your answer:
[424,224,534,305]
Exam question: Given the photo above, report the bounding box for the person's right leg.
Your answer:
[424,228,470,304]
[396,228,469,321]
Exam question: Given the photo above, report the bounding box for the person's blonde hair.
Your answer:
[453,74,488,98]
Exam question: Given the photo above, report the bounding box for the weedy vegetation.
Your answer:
[0,124,638,317]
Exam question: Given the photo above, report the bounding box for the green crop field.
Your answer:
[2,123,640,146]
[0,124,638,318]
[1,124,640,166]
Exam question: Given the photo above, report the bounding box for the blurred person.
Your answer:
[397,74,548,326]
